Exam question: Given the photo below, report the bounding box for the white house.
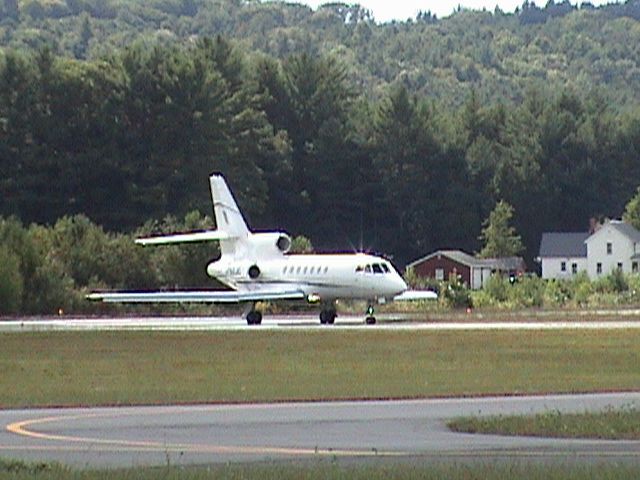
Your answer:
[538,232,589,279]
[539,220,640,280]
[585,220,640,278]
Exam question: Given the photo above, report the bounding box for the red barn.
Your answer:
[406,250,525,289]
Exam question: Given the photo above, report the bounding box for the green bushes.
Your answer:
[469,270,640,310]
[9,210,640,315]
[0,212,221,315]
[404,268,470,309]
[0,244,23,314]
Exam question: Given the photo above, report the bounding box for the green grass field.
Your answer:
[449,406,640,439]
[2,459,640,480]
[1,329,639,407]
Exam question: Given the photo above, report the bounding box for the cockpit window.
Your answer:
[364,265,372,273]
[381,263,391,273]
[355,265,364,273]
[372,264,383,274]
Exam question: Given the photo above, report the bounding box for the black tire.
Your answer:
[320,309,336,325]
[365,316,376,325]
[247,310,262,325]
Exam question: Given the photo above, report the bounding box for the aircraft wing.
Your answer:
[393,290,438,301]
[135,230,232,246]
[87,289,306,304]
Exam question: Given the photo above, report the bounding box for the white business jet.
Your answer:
[88,173,436,325]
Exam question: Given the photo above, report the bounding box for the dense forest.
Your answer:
[4,0,640,105]
[2,0,640,275]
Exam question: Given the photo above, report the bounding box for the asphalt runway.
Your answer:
[3,314,640,331]
[1,393,639,467]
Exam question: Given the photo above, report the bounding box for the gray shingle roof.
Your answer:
[407,250,525,271]
[607,220,640,242]
[406,250,483,269]
[539,232,589,258]
[487,256,526,271]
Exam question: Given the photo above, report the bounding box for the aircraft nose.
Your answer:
[394,274,408,294]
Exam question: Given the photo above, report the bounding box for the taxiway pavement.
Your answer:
[1,393,639,467]
[3,315,640,331]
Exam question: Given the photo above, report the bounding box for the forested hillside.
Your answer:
[2,0,640,270]
[3,0,640,105]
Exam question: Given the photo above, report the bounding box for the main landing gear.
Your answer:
[318,304,377,325]
[319,307,336,325]
[245,303,262,325]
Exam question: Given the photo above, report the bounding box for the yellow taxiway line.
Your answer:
[5,411,406,457]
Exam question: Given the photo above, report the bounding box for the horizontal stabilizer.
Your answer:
[87,289,306,304]
[394,290,438,302]
[135,230,231,246]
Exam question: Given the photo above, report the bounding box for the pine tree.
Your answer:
[478,200,524,258]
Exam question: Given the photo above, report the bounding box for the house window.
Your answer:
[597,263,602,274]
[618,262,623,271]
[560,261,566,272]
[435,268,444,281]
[633,262,638,273]
[607,242,613,255]
[571,263,578,274]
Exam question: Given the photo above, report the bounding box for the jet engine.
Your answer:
[247,232,292,257]
[276,234,292,253]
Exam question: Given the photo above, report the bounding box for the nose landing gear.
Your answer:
[365,304,376,325]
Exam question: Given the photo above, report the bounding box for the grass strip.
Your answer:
[2,459,640,480]
[448,405,640,439]
[0,330,639,407]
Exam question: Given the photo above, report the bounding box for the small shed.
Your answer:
[406,250,525,290]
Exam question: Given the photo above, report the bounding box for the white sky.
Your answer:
[299,0,617,21]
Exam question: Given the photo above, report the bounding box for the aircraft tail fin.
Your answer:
[134,174,249,258]
[209,173,250,257]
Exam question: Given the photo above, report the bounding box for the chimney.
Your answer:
[589,217,603,234]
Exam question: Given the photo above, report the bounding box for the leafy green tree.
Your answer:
[3,0,19,19]
[73,14,93,59]
[290,235,313,253]
[478,200,524,258]
[622,186,640,230]
[0,216,40,312]
[137,210,220,288]
[372,86,440,257]
[0,244,23,314]
[372,86,475,263]
[256,52,362,245]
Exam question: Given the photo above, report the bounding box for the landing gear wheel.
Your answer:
[319,308,337,325]
[365,304,375,325]
[246,310,262,325]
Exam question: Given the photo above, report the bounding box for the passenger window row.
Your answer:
[282,266,329,275]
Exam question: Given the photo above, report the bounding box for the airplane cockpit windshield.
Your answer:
[356,262,392,274]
